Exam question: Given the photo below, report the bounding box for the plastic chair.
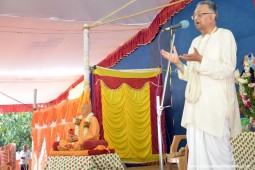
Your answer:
[166,135,188,170]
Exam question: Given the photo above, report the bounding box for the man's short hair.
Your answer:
[197,0,218,20]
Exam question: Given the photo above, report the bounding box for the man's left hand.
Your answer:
[179,47,202,63]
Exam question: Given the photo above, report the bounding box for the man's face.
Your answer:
[81,103,91,116]
[192,4,215,32]
[23,145,27,151]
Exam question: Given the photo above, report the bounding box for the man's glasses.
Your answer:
[191,13,214,20]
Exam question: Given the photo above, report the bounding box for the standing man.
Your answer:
[161,0,241,169]
[19,144,31,170]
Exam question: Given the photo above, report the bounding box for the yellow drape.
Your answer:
[101,81,154,161]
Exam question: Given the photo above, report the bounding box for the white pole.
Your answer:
[33,89,37,110]
[156,96,164,170]
[83,24,90,91]
[160,33,175,106]
[157,31,176,170]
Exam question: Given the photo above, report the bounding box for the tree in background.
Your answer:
[0,112,32,151]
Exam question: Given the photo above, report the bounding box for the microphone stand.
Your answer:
[157,29,176,170]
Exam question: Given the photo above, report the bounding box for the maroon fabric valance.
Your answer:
[97,0,192,68]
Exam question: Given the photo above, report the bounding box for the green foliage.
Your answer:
[0,112,32,151]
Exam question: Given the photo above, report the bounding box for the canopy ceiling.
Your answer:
[0,0,174,108]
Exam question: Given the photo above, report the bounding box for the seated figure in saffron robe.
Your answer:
[57,102,100,150]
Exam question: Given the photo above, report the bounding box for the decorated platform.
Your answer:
[45,153,124,170]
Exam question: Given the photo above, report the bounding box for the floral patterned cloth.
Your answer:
[44,153,124,170]
[230,132,255,169]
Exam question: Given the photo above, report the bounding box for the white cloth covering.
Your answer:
[187,118,235,170]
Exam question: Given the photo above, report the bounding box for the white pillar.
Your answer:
[33,89,37,110]
[83,24,90,91]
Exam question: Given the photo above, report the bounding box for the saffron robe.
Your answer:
[59,116,100,150]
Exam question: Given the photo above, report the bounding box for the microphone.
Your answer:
[163,20,189,31]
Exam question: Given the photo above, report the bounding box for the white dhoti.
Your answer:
[187,119,235,170]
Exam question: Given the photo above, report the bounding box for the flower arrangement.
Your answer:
[75,118,82,125]
[235,53,255,132]
[75,117,90,128]
[74,112,94,136]
[236,54,255,118]
[84,122,90,128]
[68,128,75,135]
[65,144,74,150]
[67,128,78,142]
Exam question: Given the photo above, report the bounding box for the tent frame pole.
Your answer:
[83,24,90,91]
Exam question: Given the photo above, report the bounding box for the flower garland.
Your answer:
[238,76,255,118]
[74,112,94,136]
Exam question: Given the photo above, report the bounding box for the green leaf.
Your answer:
[0,112,32,151]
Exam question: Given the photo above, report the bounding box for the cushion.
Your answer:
[49,148,115,156]
[49,150,89,156]
[88,148,115,155]
[52,141,60,151]
[83,140,108,150]
[52,140,108,151]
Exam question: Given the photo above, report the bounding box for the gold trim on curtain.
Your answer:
[94,66,161,78]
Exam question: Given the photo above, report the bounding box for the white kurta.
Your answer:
[178,28,242,138]
[19,150,31,165]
